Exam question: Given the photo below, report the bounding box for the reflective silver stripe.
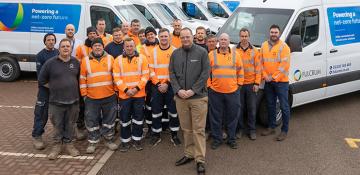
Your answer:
[238,75,244,78]
[82,46,88,58]
[87,81,113,88]
[231,46,236,65]
[132,119,143,125]
[142,70,149,74]
[244,67,255,72]
[121,137,131,143]
[122,71,141,76]
[126,82,139,86]
[119,56,124,76]
[80,75,86,79]
[157,75,169,79]
[212,65,235,69]
[145,105,152,110]
[121,121,131,127]
[115,80,123,86]
[152,127,162,133]
[84,56,92,74]
[102,123,115,129]
[80,84,87,88]
[164,105,167,109]
[143,45,149,56]
[132,136,142,141]
[161,118,170,122]
[213,47,236,70]
[243,60,254,65]
[152,112,163,118]
[281,57,289,62]
[278,44,285,61]
[141,77,147,82]
[88,72,111,78]
[212,75,237,78]
[263,58,281,63]
[145,120,152,124]
[168,112,177,118]
[88,139,100,143]
[149,64,155,68]
[236,66,243,71]
[169,127,180,131]
[87,126,100,132]
[107,55,111,71]
[154,64,169,68]
[113,73,121,77]
[150,72,156,77]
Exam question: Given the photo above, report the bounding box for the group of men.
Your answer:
[31,17,291,175]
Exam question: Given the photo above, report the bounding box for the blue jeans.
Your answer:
[119,97,145,143]
[209,88,240,143]
[264,82,290,133]
[32,86,49,138]
[239,84,258,134]
[84,95,117,143]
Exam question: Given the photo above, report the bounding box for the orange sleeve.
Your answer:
[254,49,262,85]
[148,53,159,85]
[113,57,128,92]
[75,45,83,61]
[260,47,269,79]
[138,56,149,90]
[272,45,290,81]
[207,52,213,88]
[236,52,244,86]
[79,58,88,97]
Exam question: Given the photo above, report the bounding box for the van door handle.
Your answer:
[314,51,322,56]
[330,49,338,53]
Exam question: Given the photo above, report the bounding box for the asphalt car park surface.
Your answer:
[1,72,360,175]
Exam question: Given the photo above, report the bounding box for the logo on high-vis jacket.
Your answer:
[0,3,24,31]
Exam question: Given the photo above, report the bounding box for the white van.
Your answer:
[158,0,212,33]
[129,0,174,30]
[0,0,152,81]
[178,0,227,33]
[218,0,360,124]
[202,0,234,18]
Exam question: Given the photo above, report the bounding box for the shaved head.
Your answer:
[65,24,76,39]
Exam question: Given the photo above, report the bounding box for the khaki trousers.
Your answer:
[175,96,208,163]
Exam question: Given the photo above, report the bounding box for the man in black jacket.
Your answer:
[32,33,59,150]
[169,27,210,175]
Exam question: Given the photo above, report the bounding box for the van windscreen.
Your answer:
[217,7,294,46]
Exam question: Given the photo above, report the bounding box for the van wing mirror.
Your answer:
[289,35,302,53]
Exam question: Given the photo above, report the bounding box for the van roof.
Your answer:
[240,0,359,10]
[32,0,133,6]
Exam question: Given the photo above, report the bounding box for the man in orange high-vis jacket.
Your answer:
[96,18,113,46]
[208,33,244,150]
[79,38,118,154]
[148,28,181,147]
[139,26,159,135]
[236,28,261,140]
[171,19,182,48]
[128,19,141,49]
[260,24,291,141]
[113,37,149,152]
[75,27,97,62]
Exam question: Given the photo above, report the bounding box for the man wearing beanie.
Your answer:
[139,26,159,141]
[75,27,98,61]
[80,38,118,153]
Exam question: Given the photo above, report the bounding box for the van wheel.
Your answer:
[0,56,20,82]
[258,97,282,127]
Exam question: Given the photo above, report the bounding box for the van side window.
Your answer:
[289,9,319,47]
[134,4,161,29]
[90,6,122,34]
[182,3,208,20]
[207,2,228,18]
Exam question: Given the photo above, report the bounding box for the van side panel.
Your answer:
[324,4,360,98]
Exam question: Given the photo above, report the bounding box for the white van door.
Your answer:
[88,4,123,35]
[288,7,327,106]
[323,4,360,98]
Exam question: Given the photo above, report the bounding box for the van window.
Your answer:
[90,6,122,34]
[134,4,162,29]
[182,2,208,20]
[207,2,229,18]
[289,9,319,47]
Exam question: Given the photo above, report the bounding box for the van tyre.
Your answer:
[0,56,20,82]
[258,97,283,127]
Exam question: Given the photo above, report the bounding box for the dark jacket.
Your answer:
[35,48,59,78]
[169,44,210,99]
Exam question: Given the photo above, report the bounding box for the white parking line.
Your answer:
[87,150,114,175]
[0,105,34,109]
[0,151,94,160]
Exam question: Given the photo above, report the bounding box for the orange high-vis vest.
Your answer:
[75,44,92,62]
[237,46,262,85]
[260,40,290,82]
[79,53,115,99]
[100,33,113,47]
[140,44,157,61]
[148,45,175,85]
[208,47,244,93]
[171,33,182,48]
[113,54,149,99]
[127,31,141,47]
